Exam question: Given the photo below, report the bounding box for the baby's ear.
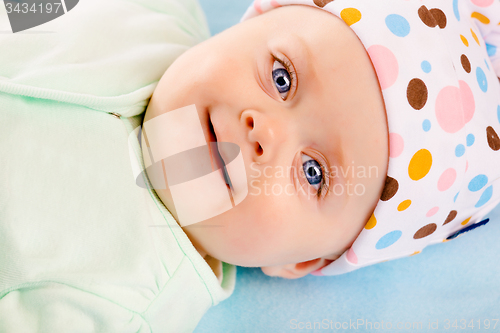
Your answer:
[261,257,335,279]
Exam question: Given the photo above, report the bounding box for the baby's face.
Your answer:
[143,5,389,277]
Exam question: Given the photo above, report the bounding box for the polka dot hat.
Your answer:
[242,0,500,275]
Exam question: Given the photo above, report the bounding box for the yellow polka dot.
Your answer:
[460,35,469,47]
[410,251,421,256]
[408,149,432,181]
[397,200,412,211]
[461,217,472,225]
[340,8,361,26]
[471,29,480,46]
[442,239,450,242]
[471,12,490,25]
[365,214,377,229]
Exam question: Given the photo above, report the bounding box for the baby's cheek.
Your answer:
[222,204,280,263]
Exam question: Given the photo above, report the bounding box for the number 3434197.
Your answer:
[444,319,499,330]
[5,2,62,14]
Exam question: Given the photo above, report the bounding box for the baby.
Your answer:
[143,0,500,281]
[141,3,389,279]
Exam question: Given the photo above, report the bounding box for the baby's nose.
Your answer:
[241,109,286,164]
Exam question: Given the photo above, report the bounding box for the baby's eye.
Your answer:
[301,154,324,191]
[272,60,292,100]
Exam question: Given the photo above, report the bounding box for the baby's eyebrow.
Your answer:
[324,139,346,181]
[278,33,311,79]
[291,34,310,60]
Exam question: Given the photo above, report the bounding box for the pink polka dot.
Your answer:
[471,0,494,7]
[367,45,399,90]
[435,82,475,133]
[346,248,358,264]
[426,206,440,217]
[270,0,281,7]
[254,0,263,14]
[389,133,404,158]
[437,168,457,191]
[436,87,461,133]
[465,160,468,172]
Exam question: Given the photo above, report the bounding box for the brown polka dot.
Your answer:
[418,6,447,29]
[487,126,500,151]
[461,54,471,73]
[407,78,428,110]
[429,9,447,28]
[413,223,437,239]
[443,210,457,225]
[380,176,399,201]
[418,6,437,27]
[313,0,334,7]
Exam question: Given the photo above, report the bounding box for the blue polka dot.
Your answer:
[455,144,465,157]
[466,134,475,146]
[468,174,488,192]
[476,67,488,92]
[475,185,493,208]
[385,14,410,37]
[421,61,432,73]
[485,59,490,71]
[497,105,500,124]
[453,0,460,21]
[422,119,431,132]
[454,192,459,202]
[376,230,402,250]
[486,43,497,57]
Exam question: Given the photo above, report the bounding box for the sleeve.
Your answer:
[0,283,151,333]
[467,0,500,77]
[0,0,210,99]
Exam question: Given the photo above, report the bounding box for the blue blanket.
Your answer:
[196,1,500,331]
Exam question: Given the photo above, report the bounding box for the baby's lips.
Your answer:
[136,104,248,226]
[216,142,249,206]
[167,163,237,226]
[161,142,248,226]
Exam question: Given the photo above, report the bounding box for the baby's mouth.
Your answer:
[207,114,233,192]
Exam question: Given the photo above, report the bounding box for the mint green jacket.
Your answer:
[0,0,235,331]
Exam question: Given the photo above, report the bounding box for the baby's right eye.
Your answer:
[272,60,293,100]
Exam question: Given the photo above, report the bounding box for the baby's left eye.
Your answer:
[272,60,292,100]
[301,154,323,191]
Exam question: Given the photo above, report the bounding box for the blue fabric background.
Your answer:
[198,0,253,35]
[196,1,500,331]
